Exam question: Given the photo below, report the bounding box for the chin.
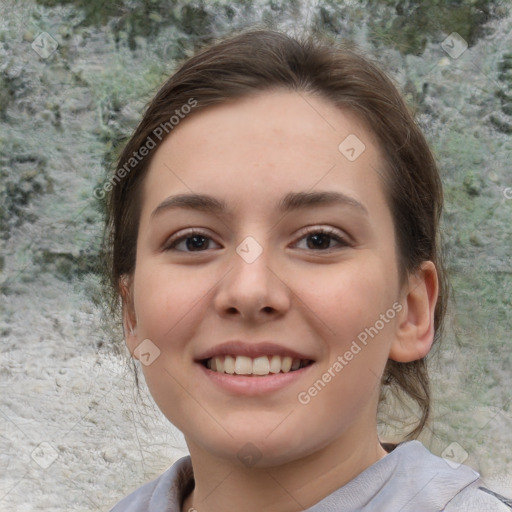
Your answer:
[191,426,316,469]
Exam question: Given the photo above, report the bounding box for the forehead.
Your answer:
[141,90,389,220]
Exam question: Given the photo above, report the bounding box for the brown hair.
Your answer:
[104,28,447,440]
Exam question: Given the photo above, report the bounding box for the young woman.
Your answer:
[105,29,511,512]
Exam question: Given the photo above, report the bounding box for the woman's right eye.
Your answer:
[164,229,222,252]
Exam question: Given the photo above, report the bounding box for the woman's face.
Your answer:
[124,90,410,466]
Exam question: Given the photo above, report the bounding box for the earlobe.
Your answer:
[120,274,139,359]
[389,261,439,363]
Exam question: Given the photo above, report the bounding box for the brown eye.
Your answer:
[164,229,221,252]
[294,227,350,251]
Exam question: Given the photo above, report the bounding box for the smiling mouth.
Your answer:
[201,355,314,376]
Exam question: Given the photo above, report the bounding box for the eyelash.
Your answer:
[163,226,351,253]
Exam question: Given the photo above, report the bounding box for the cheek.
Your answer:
[303,257,398,390]
[132,262,207,339]
[309,259,396,331]
[131,264,207,430]
[300,268,397,422]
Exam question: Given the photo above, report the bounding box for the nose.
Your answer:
[213,237,291,322]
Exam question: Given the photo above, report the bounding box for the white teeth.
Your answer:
[235,355,253,375]
[252,356,270,375]
[281,356,292,373]
[215,356,224,373]
[269,355,282,374]
[205,354,310,375]
[224,355,235,374]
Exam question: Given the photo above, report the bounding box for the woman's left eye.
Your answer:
[293,228,350,251]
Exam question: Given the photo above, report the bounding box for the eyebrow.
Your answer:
[151,190,369,219]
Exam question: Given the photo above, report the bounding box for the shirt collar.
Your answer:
[143,440,479,512]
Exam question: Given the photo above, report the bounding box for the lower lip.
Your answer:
[197,362,315,395]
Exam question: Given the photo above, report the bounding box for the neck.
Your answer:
[181,430,389,512]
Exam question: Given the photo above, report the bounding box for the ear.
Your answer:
[120,274,139,360]
[389,261,439,363]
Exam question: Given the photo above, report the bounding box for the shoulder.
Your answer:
[444,483,512,511]
[108,455,194,512]
[383,441,512,512]
[335,440,510,511]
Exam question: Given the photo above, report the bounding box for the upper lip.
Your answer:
[195,340,315,361]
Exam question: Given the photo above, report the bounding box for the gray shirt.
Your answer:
[108,440,511,511]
